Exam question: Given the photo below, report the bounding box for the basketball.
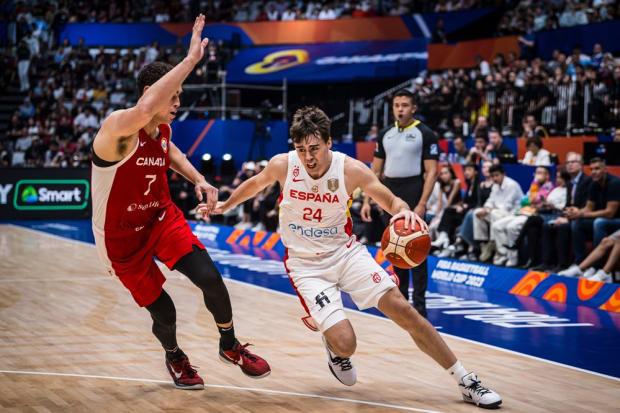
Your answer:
[381,218,431,269]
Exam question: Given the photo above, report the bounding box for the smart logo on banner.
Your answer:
[13,179,89,210]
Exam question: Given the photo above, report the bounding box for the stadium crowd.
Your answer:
[1,1,619,283]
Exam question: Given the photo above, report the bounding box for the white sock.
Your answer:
[447,360,468,384]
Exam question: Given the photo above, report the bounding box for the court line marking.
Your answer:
[0,370,444,413]
[5,223,620,383]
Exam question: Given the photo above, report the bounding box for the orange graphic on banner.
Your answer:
[374,248,388,265]
[428,36,519,71]
[261,233,281,250]
[252,231,267,246]
[577,278,604,301]
[239,235,251,247]
[542,283,567,303]
[509,271,549,296]
[599,288,620,313]
[226,228,245,244]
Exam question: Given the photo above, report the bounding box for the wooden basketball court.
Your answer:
[0,224,618,412]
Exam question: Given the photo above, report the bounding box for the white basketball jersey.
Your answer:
[279,150,353,258]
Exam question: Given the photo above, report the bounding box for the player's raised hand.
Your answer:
[187,14,209,64]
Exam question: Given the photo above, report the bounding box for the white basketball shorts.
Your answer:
[284,241,397,332]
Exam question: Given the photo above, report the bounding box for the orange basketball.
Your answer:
[380,218,430,269]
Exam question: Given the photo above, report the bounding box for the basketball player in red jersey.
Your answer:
[199,107,502,409]
[90,14,270,389]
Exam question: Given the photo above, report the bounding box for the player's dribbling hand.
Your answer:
[187,14,209,65]
[390,209,429,233]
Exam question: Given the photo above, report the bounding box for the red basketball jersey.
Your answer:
[91,124,173,234]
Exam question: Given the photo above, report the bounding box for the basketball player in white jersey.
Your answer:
[200,107,502,409]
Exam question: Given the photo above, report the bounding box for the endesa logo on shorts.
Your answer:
[289,223,338,238]
[13,179,89,210]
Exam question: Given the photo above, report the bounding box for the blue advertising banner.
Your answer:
[225,39,428,84]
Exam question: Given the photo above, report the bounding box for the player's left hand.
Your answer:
[194,180,218,217]
[390,209,429,233]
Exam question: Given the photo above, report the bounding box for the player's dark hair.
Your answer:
[289,106,331,144]
[489,164,505,175]
[137,61,174,97]
[393,89,416,105]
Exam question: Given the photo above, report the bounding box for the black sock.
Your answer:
[218,324,236,350]
[165,346,186,362]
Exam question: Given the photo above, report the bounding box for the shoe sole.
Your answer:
[218,354,271,379]
[327,362,356,386]
[462,395,502,409]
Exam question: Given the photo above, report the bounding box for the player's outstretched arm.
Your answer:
[346,157,428,232]
[197,154,287,218]
[95,15,208,147]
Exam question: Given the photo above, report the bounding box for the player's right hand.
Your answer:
[187,14,209,65]
[360,202,372,222]
[200,201,228,216]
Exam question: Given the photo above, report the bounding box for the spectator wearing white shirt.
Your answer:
[73,108,99,130]
[281,7,296,20]
[266,4,280,20]
[473,163,524,262]
[533,6,547,31]
[318,4,337,20]
[559,3,589,27]
[145,41,159,64]
[522,136,552,166]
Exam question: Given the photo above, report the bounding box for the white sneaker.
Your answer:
[506,249,518,267]
[459,372,502,409]
[431,232,450,249]
[437,245,455,258]
[322,336,356,386]
[559,264,583,277]
[582,267,596,278]
[589,269,612,283]
[493,253,508,266]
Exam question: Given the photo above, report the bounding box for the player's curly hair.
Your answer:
[289,106,331,144]
[137,61,174,97]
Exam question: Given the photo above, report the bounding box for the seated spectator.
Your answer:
[491,166,553,266]
[444,113,470,140]
[535,152,592,271]
[564,157,620,264]
[487,127,516,164]
[522,114,549,139]
[435,162,480,257]
[430,165,462,248]
[559,229,619,282]
[474,163,524,262]
[522,136,551,166]
[452,135,469,165]
[431,18,447,44]
[471,115,488,139]
[466,133,490,166]
[364,124,379,142]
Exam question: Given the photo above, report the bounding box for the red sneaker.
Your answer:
[219,340,271,379]
[165,356,204,390]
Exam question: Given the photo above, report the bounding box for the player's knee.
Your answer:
[601,237,613,248]
[192,265,225,293]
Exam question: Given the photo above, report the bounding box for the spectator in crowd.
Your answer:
[435,164,480,257]
[486,127,515,164]
[514,167,570,268]
[613,128,620,143]
[452,135,469,165]
[444,113,470,140]
[535,152,592,272]
[560,229,619,282]
[364,124,379,142]
[564,157,620,264]
[430,165,462,247]
[466,133,489,165]
[474,163,524,262]
[431,18,447,44]
[522,136,552,166]
[17,38,31,91]
[491,166,553,266]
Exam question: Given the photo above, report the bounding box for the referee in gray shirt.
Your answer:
[361,89,439,317]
